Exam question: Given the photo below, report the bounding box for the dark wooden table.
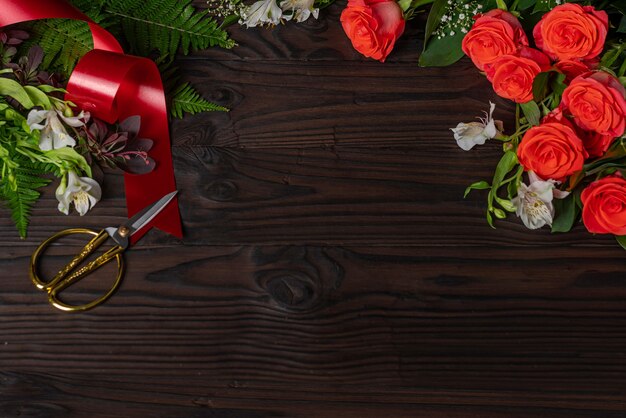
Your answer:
[2,2,626,417]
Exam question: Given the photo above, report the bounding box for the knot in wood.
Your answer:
[205,180,238,202]
[257,270,319,310]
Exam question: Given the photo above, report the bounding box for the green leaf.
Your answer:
[486,210,495,228]
[398,0,412,12]
[314,0,336,9]
[464,180,491,198]
[37,85,67,94]
[0,78,35,109]
[496,0,507,10]
[532,72,550,102]
[44,147,92,177]
[533,0,559,13]
[423,0,447,48]
[600,44,626,69]
[493,151,519,189]
[104,0,235,57]
[419,30,465,67]
[0,164,50,238]
[22,19,98,77]
[551,72,567,97]
[25,0,234,77]
[552,193,579,233]
[618,16,626,34]
[520,101,541,126]
[517,0,537,10]
[616,235,626,251]
[170,82,228,119]
[23,86,52,110]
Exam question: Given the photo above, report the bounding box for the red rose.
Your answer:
[517,122,586,181]
[462,9,528,72]
[533,4,608,62]
[485,47,550,104]
[340,0,405,62]
[581,176,626,235]
[561,72,626,138]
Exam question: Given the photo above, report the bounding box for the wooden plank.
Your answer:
[2,372,625,417]
[2,244,626,414]
[0,146,616,247]
[170,58,505,148]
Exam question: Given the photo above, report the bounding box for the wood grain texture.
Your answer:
[2,1,626,417]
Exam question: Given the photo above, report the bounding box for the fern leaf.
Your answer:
[171,82,228,119]
[101,0,235,57]
[0,166,50,239]
[21,5,111,77]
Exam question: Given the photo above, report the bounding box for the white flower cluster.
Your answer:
[27,109,102,216]
[234,0,319,28]
[434,0,483,39]
[206,0,248,19]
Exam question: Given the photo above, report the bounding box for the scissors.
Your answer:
[29,191,178,312]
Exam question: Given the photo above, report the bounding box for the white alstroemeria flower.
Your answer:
[27,109,89,151]
[240,0,283,28]
[280,0,319,22]
[511,172,570,230]
[56,171,102,216]
[451,101,503,151]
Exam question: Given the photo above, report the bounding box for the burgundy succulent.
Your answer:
[81,115,156,175]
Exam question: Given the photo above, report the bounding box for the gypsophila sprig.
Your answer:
[206,0,247,22]
[434,0,483,40]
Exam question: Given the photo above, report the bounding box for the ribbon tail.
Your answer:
[67,50,182,242]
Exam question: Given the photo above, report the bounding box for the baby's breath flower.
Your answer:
[432,0,482,39]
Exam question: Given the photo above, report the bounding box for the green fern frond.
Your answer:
[24,0,234,77]
[21,5,111,77]
[171,82,228,119]
[0,165,50,239]
[101,0,235,57]
[23,20,94,77]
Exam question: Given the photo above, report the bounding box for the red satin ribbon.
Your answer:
[0,0,183,242]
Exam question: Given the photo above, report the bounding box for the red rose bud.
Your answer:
[581,175,626,235]
[462,9,528,72]
[533,4,608,62]
[340,0,405,62]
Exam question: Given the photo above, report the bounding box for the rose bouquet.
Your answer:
[450,1,626,247]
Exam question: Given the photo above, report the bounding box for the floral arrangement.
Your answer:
[4,0,626,248]
[0,30,159,237]
[449,1,626,248]
[0,0,233,238]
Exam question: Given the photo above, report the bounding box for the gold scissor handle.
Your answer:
[30,228,125,312]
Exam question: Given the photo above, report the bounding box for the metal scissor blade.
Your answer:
[107,191,178,248]
[125,191,178,237]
